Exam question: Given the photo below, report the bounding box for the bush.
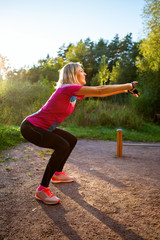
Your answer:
[63,99,144,130]
[0,80,54,125]
[131,71,160,119]
[0,124,25,152]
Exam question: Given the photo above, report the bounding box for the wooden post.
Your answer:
[117,129,123,157]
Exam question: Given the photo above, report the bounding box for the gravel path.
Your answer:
[0,139,160,240]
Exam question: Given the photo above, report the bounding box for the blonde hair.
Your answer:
[56,62,82,89]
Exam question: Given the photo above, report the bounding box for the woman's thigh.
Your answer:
[21,120,70,151]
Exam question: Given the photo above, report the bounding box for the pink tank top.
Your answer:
[26,84,84,131]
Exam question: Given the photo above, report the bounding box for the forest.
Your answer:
[0,0,159,129]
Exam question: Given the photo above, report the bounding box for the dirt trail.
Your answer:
[0,139,160,240]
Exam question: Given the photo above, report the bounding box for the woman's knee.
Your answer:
[72,136,77,148]
[54,139,70,155]
[68,135,77,150]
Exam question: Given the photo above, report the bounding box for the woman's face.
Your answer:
[76,67,86,85]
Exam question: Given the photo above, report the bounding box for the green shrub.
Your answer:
[0,80,54,125]
[0,124,25,151]
[63,99,144,130]
[131,72,160,119]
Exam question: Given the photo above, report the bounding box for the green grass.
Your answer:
[62,123,160,142]
[0,122,160,153]
[0,124,25,152]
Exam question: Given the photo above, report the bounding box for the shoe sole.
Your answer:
[35,194,61,205]
[51,179,75,183]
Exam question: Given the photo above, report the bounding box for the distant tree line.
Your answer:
[0,33,139,87]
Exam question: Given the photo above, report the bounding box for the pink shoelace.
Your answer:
[43,188,54,197]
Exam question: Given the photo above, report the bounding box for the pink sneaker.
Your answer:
[51,171,76,183]
[35,188,60,205]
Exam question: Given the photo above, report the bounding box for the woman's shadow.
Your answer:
[38,196,82,240]
[39,182,146,240]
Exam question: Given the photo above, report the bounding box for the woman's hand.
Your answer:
[128,81,140,97]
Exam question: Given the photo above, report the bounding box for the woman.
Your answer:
[20,62,139,205]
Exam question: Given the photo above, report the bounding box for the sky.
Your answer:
[0,0,146,69]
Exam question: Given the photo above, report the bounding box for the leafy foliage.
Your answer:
[62,99,144,130]
[0,80,54,125]
[0,55,9,80]
[134,0,160,118]
[0,124,25,152]
[91,55,110,86]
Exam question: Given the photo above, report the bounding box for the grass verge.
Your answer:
[0,123,160,153]
[62,122,160,142]
[0,124,25,152]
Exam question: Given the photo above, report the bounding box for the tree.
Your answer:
[93,38,108,64]
[36,55,64,83]
[108,34,120,71]
[98,55,110,85]
[57,43,72,60]
[134,0,160,118]
[66,39,97,85]
[110,34,139,85]
[143,0,160,33]
[6,68,27,82]
[91,55,110,86]
[137,0,160,72]
[66,40,88,63]
[0,55,9,80]
[26,65,41,83]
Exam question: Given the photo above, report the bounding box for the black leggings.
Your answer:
[20,120,77,187]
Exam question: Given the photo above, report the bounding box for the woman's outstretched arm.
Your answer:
[76,83,133,97]
[94,89,128,97]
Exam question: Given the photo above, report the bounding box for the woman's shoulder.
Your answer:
[60,84,82,91]
[58,84,83,96]
[61,84,79,88]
